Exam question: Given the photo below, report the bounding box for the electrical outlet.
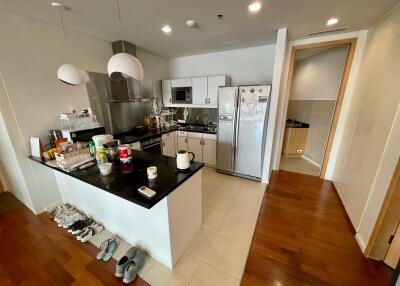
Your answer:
[296,149,303,154]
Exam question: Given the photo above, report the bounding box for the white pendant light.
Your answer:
[108,52,144,81]
[107,0,144,81]
[53,3,89,86]
[57,64,90,85]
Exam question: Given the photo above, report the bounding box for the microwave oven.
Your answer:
[62,126,106,143]
[172,87,192,104]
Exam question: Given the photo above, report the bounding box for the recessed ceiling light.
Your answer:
[186,20,196,28]
[50,2,62,7]
[327,18,339,26]
[248,2,261,13]
[161,25,172,33]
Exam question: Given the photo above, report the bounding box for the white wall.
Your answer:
[168,44,276,86]
[0,98,33,209]
[262,28,288,183]
[137,48,169,80]
[332,6,400,249]
[291,47,348,100]
[0,9,113,213]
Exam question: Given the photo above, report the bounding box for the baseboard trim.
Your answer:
[355,233,367,253]
[302,155,321,168]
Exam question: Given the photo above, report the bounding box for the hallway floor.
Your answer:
[0,170,394,285]
[241,170,393,285]
[280,156,320,176]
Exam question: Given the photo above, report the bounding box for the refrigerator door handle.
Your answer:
[233,89,240,171]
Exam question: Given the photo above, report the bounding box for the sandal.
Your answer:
[96,239,111,260]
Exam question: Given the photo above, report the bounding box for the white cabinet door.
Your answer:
[177,136,188,152]
[162,80,172,105]
[203,139,217,166]
[162,137,176,157]
[207,76,226,106]
[171,78,192,87]
[192,77,208,105]
[188,137,203,163]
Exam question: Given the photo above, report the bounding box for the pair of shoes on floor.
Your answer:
[76,223,104,242]
[96,237,119,262]
[57,210,86,229]
[68,217,95,235]
[53,204,75,222]
[49,203,72,219]
[115,247,145,284]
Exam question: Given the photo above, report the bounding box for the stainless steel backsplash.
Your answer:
[174,108,218,125]
[86,72,161,134]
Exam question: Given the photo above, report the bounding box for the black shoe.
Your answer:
[69,218,95,234]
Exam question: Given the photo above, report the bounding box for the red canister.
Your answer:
[118,144,132,163]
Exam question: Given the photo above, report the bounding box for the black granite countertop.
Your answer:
[285,119,310,128]
[29,152,203,209]
[114,125,216,145]
[114,126,179,144]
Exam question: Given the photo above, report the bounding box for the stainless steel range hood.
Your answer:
[108,40,153,103]
[86,40,162,134]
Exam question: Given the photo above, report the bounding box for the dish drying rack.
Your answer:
[160,109,177,128]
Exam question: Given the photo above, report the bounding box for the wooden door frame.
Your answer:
[280,38,358,178]
[365,159,400,257]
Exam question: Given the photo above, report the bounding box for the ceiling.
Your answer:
[0,0,398,58]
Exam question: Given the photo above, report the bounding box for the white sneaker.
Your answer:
[80,224,104,242]
[57,210,78,227]
[54,205,75,223]
[62,212,86,229]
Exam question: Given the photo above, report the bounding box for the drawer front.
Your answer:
[162,131,174,140]
[177,131,187,137]
[187,132,203,139]
[203,133,217,140]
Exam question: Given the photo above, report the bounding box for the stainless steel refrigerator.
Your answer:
[217,86,271,181]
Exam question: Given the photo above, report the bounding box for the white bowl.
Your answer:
[98,163,112,176]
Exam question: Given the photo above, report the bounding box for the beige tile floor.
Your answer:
[279,156,320,176]
[89,167,266,286]
[142,167,266,286]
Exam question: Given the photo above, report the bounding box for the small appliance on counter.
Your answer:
[62,126,105,143]
[60,109,105,143]
[92,134,113,150]
[176,150,195,170]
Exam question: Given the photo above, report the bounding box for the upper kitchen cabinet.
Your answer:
[207,76,228,107]
[162,76,229,108]
[192,77,208,105]
[171,78,192,88]
[162,80,172,105]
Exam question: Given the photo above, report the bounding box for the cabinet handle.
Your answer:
[162,141,165,147]
[204,98,207,104]
[170,98,172,103]
[185,138,188,143]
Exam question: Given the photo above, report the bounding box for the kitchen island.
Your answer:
[29,151,203,269]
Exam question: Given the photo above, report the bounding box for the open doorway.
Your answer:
[279,39,357,177]
[366,159,400,269]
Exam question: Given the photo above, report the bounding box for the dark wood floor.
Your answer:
[242,170,393,286]
[0,194,149,286]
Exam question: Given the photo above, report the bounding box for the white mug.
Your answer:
[147,166,158,179]
[176,150,195,170]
